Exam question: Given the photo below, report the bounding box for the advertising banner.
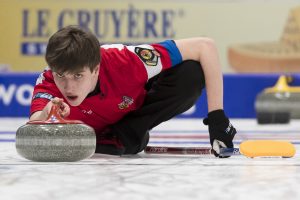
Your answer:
[0,73,38,116]
[1,0,299,72]
[3,73,298,118]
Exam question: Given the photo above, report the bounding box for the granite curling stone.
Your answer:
[255,75,300,124]
[15,105,96,162]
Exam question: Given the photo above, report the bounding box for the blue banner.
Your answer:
[1,73,299,118]
[0,73,39,117]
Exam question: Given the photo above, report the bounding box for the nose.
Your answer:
[63,80,76,93]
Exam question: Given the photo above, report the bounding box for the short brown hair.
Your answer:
[45,25,100,73]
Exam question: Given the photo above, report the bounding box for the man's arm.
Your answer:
[174,38,223,112]
[29,98,70,121]
[174,38,237,158]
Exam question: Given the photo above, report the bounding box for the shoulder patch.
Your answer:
[134,47,160,66]
[33,92,53,101]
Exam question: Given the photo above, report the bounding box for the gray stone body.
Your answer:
[255,92,300,118]
[16,123,96,162]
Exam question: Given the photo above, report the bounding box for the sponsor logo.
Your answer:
[82,109,93,115]
[118,96,134,110]
[0,84,34,106]
[21,5,183,56]
[225,123,235,136]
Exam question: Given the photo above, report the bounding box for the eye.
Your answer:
[74,73,83,79]
[56,73,64,78]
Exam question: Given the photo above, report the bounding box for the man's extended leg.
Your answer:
[96,60,205,155]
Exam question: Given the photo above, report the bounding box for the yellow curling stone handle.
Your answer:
[265,75,300,93]
[240,140,296,158]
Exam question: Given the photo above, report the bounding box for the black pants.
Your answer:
[111,60,205,154]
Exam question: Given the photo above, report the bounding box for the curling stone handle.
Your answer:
[44,104,66,123]
[28,104,83,124]
[265,75,300,93]
[275,75,290,90]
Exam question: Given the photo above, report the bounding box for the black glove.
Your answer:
[203,109,236,158]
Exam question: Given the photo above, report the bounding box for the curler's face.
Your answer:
[53,66,99,106]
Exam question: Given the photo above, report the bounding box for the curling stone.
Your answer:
[255,75,300,124]
[15,105,96,162]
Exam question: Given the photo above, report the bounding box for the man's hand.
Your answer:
[203,109,236,158]
[30,97,70,121]
[47,97,70,118]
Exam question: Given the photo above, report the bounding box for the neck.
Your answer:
[87,78,100,98]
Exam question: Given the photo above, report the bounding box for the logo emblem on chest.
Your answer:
[118,96,134,110]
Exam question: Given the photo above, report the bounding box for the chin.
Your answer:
[67,100,83,106]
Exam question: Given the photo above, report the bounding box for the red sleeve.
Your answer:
[30,68,62,115]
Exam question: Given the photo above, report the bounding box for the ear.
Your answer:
[93,64,100,74]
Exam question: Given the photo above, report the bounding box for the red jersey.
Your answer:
[31,40,182,134]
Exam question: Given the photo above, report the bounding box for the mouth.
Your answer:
[66,95,78,101]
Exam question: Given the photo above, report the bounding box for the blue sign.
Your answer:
[0,73,39,117]
[1,73,299,117]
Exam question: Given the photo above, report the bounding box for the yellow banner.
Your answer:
[0,0,298,72]
[1,0,187,71]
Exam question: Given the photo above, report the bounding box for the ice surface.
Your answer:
[1,118,300,200]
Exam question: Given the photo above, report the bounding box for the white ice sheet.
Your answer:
[0,118,300,200]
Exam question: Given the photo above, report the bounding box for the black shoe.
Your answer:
[95,130,125,156]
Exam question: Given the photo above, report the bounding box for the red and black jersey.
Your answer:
[31,40,182,134]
